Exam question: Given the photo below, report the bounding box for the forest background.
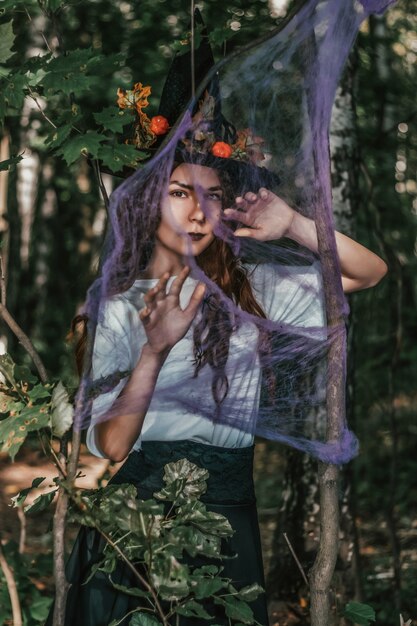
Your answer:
[0,0,416,625]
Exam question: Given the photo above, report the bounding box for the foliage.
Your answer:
[344,601,376,626]
[0,541,53,625]
[70,458,264,624]
[0,353,72,459]
[3,458,263,625]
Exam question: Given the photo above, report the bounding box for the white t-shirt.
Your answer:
[86,262,325,458]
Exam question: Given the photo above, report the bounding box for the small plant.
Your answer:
[70,458,264,626]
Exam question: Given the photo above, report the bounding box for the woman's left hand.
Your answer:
[223,188,295,241]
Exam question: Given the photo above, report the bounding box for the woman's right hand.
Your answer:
[139,266,206,356]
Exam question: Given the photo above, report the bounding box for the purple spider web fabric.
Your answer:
[74,0,394,464]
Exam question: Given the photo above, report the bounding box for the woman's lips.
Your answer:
[188,233,205,241]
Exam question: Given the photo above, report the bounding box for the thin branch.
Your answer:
[17,508,26,554]
[0,256,6,307]
[0,302,48,383]
[0,536,23,626]
[27,88,57,130]
[97,527,169,626]
[190,0,195,98]
[92,160,109,209]
[24,5,53,53]
[283,532,309,586]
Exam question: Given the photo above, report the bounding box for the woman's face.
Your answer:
[155,163,224,261]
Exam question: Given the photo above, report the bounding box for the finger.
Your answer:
[143,272,170,307]
[259,187,269,200]
[169,265,190,298]
[139,306,151,324]
[244,191,258,203]
[223,208,249,222]
[184,282,206,318]
[233,227,257,238]
[235,196,246,208]
[154,272,170,301]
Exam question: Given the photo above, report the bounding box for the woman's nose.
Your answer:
[188,196,205,222]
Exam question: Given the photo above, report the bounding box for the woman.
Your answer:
[56,157,386,626]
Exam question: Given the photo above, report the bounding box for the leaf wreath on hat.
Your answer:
[116,82,267,167]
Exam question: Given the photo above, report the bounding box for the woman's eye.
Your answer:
[170,190,187,198]
[206,193,223,202]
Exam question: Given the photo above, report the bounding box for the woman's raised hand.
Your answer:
[139,266,205,356]
[223,188,296,242]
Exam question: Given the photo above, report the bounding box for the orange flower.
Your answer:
[211,141,232,158]
[150,115,169,136]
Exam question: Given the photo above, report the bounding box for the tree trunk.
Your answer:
[266,60,360,625]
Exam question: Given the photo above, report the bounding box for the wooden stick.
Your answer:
[0,535,23,626]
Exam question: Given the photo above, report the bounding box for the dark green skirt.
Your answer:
[46,440,269,626]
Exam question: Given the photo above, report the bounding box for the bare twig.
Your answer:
[17,508,26,554]
[24,5,53,53]
[27,88,57,129]
[0,535,23,626]
[92,160,109,209]
[190,0,196,98]
[0,302,48,383]
[0,256,6,307]
[283,532,309,586]
[97,527,169,626]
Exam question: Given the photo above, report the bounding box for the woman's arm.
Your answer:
[96,267,205,462]
[224,189,387,293]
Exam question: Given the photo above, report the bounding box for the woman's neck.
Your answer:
[138,242,186,279]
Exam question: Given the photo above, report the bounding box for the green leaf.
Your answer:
[10,477,46,508]
[14,363,38,384]
[94,107,129,133]
[0,155,23,171]
[28,595,53,620]
[28,384,51,401]
[87,52,124,75]
[25,489,57,514]
[109,580,149,599]
[177,500,233,537]
[344,601,376,625]
[150,554,190,601]
[0,22,15,64]
[154,458,209,503]
[176,599,214,619]
[42,48,100,95]
[46,124,73,149]
[57,131,106,165]
[0,405,50,460]
[214,595,254,624]
[97,143,145,174]
[129,613,162,626]
[236,583,264,602]
[0,73,27,109]
[191,575,225,600]
[0,353,16,385]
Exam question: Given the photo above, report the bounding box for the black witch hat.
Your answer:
[110,9,279,190]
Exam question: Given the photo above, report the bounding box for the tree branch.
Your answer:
[0,535,23,626]
[0,300,48,384]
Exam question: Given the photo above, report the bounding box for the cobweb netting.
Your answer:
[74,0,394,464]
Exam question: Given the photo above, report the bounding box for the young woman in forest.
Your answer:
[52,152,387,626]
